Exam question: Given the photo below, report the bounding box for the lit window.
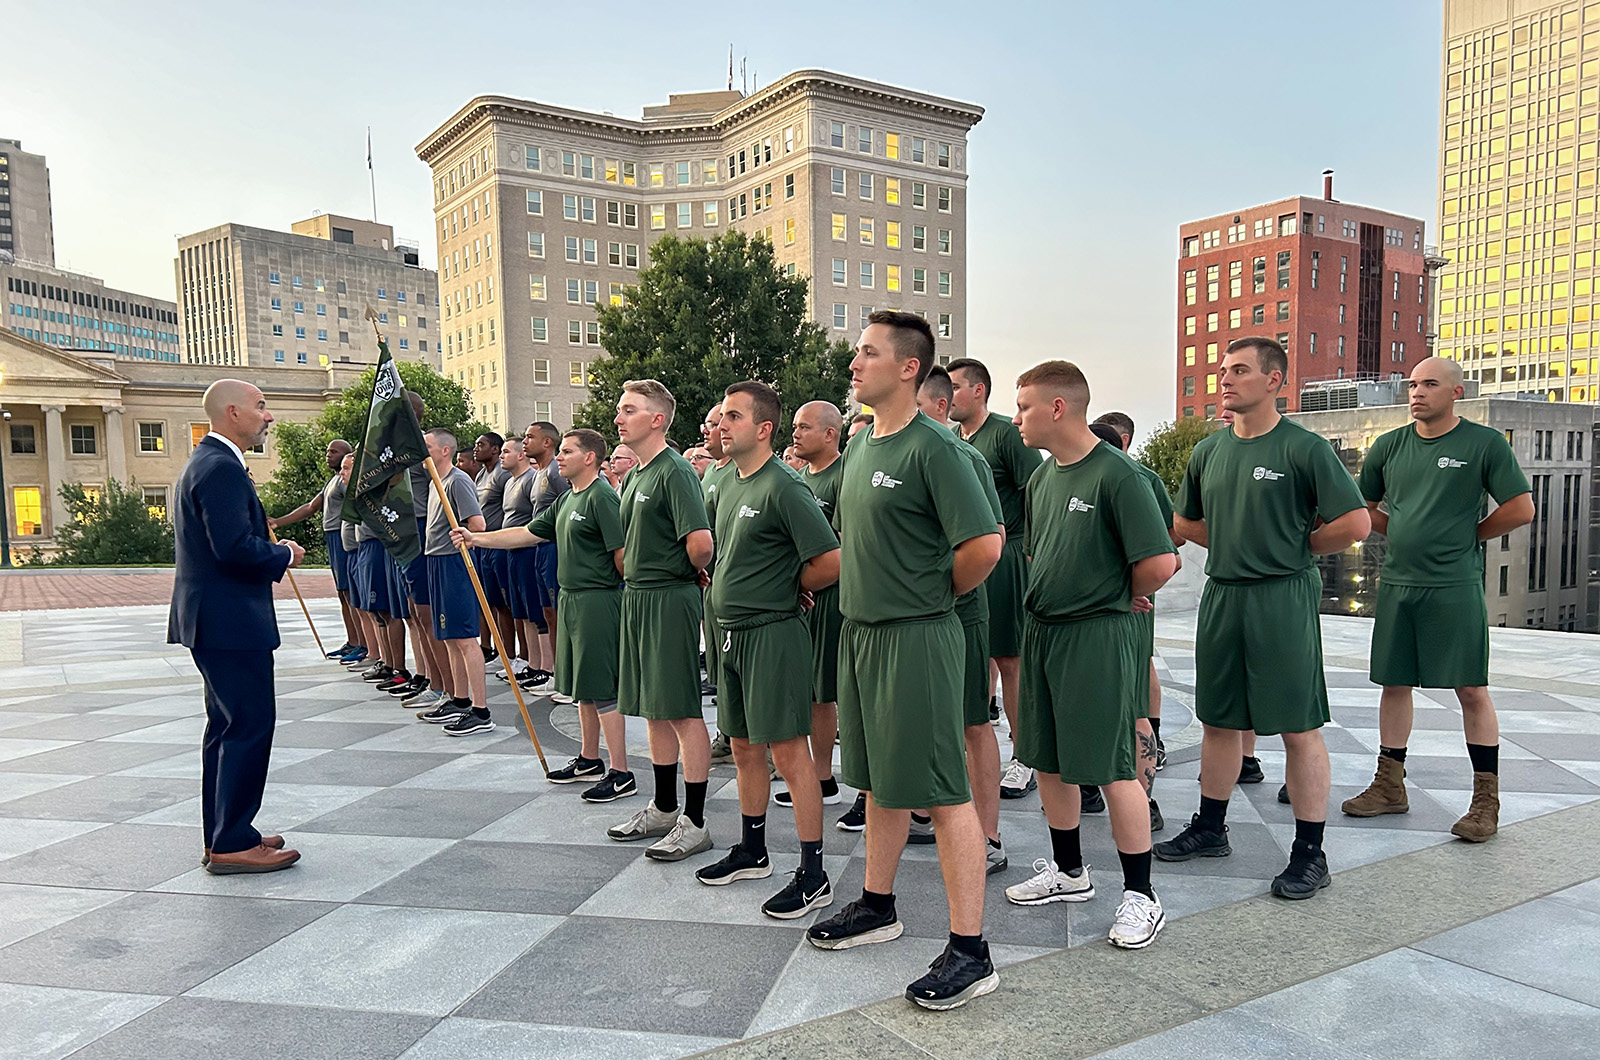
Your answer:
[703,201,719,226]
[886,132,900,159]
[651,205,665,230]
[886,221,900,249]
[528,232,545,258]
[887,265,901,292]
[530,275,546,300]
[886,178,900,206]
[13,487,43,536]
[860,218,875,245]
[138,422,164,453]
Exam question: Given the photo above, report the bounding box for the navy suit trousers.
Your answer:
[193,647,276,855]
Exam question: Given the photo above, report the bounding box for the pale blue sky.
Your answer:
[8,0,1443,435]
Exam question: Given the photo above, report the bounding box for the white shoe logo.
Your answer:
[1068,497,1094,513]
[870,471,901,489]
[1437,456,1467,469]
[1253,466,1284,481]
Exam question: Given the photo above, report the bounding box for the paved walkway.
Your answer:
[0,569,337,612]
[0,600,1594,1059]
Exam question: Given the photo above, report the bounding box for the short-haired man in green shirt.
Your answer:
[1342,357,1533,842]
[1155,337,1371,900]
[804,311,1004,1012]
[949,357,1044,800]
[693,381,842,919]
[700,402,734,714]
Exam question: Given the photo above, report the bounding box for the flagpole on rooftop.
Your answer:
[367,127,378,223]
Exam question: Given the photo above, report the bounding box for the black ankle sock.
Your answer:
[1118,848,1155,899]
[741,814,767,857]
[861,888,895,914]
[470,707,490,719]
[1294,818,1325,852]
[683,781,708,827]
[1380,745,1408,764]
[800,839,824,880]
[1049,826,1082,873]
[1197,794,1229,833]
[948,932,986,959]
[820,776,839,797]
[652,763,679,813]
[1467,743,1499,775]
[1149,717,1161,739]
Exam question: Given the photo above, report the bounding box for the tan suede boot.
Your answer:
[1451,771,1500,842]
[1340,755,1409,817]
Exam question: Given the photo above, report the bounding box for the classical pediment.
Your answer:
[0,329,128,403]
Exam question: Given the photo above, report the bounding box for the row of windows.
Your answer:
[827,303,954,338]
[830,215,954,253]
[1185,213,1424,257]
[6,482,173,536]
[6,325,178,360]
[7,304,178,343]
[528,359,593,387]
[827,259,953,295]
[4,276,176,323]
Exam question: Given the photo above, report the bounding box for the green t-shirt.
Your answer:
[527,477,626,592]
[960,411,1042,540]
[710,456,840,624]
[834,411,1000,624]
[619,447,711,588]
[802,456,845,529]
[701,458,736,574]
[954,433,1005,625]
[1178,417,1364,582]
[1358,417,1530,587]
[1025,442,1177,621]
[1136,461,1174,530]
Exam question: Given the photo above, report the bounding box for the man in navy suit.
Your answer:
[168,379,305,875]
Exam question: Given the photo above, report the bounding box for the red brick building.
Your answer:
[1175,174,1434,418]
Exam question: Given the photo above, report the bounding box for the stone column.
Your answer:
[40,405,68,536]
[103,406,127,486]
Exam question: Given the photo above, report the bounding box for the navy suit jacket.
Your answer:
[167,435,292,651]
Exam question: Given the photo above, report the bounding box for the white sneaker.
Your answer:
[1000,759,1037,799]
[606,800,677,842]
[1108,889,1164,949]
[550,692,574,704]
[1005,859,1094,905]
[644,815,713,862]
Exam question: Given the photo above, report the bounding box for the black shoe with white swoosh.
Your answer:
[763,869,833,920]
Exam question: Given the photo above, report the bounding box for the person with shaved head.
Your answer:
[170,380,305,875]
[269,438,362,659]
[1342,356,1533,842]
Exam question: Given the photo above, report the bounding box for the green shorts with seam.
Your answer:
[1135,605,1156,721]
[717,614,814,745]
[837,614,970,809]
[702,583,722,689]
[805,584,842,704]
[983,537,1027,657]
[1370,581,1490,689]
[1016,612,1141,785]
[619,582,704,721]
[1194,569,1329,736]
[962,614,991,727]
[557,586,621,702]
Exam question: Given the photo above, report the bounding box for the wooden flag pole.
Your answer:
[423,456,549,772]
[267,526,327,656]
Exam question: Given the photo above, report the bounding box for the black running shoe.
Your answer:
[360,664,391,683]
[836,792,867,832]
[419,699,471,724]
[480,644,496,663]
[907,813,935,845]
[1080,785,1106,814]
[386,675,426,698]
[905,941,1000,1011]
[547,756,606,784]
[1277,783,1291,805]
[988,696,1001,723]
[699,678,717,697]
[763,869,833,920]
[1237,756,1265,785]
[1155,737,1167,771]
[1271,841,1331,900]
[326,641,355,659]
[443,709,495,737]
[695,844,772,886]
[1149,799,1165,833]
[581,769,637,803]
[375,670,412,692]
[806,898,903,950]
[1152,815,1231,862]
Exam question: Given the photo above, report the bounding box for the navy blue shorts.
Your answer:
[475,547,507,610]
[387,553,410,612]
[403,517,430,606]
[428,553,480,640]
[355,540,395,615]
[533,541,560,610]
[506,547,538,623]
[325,530,351,592]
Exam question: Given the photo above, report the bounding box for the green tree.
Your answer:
[574,231,854,450]
[1135,416,1220,500]
[35,479,174,566]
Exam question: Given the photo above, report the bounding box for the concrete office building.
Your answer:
[1291,392,1595,633]
[0,139,55,267]
[1177,173,1436,419]
[174,214,440,371]
[415,70,982,431]
[1436,0,1600,402]
[4,260,181,363]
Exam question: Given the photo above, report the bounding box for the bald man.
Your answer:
[607,444,638,489]
[1343,357,1533,842]
[270,438,362,658]
[169,380,304,875]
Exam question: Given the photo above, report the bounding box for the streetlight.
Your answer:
[0,369,10,567]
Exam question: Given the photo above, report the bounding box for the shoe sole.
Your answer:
[1341,803,1409,818]
[764,887,834,920]
[774,794,844,808]
[1153,844,1231,863]
[548,772,606,785]
[582,787,638,803]
[420,713,469,724]
[444,723,496,737]
[807,920,904,950]
[696,864,773,886]
[644,837,713,862]
[906,833,936,845]
[204,855,301,875]
[835,820,865,832]
[608,827,673,842]
[907,969,1000,1010]
[1081,803,1106,814]
[999,781,1037,800]
[1109,911,1166,950]
[1450,825,1496,843]
[1271,874,1332,900]
[985,858,1008,877]
[1006,886,1095,906]
[1237,775,1264,785]
[710,756,734,765]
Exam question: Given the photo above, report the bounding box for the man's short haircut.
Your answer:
[477,431,504,450]
[945,357,992,398]
[405,389,425,421]
[867,309,937,389]
[1016,360,1091,408]
[1089,422,1124,449]
[919,364,955,407]
[1225,336,1288,384]
[665,439,681,453]
[564,428,608,462]
[724,380,783,437]
[1092,411,1135,443]
[621,378,677,428]
[426,427,458,456]
[849,412,874,427]
[531,420,561,444]
[329,438,353,453]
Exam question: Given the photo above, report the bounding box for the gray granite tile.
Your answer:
[267,749,458,787]
[0,713,174,742]
[465,789,656,846]
[1413,898,1600,1007]
[63,997,436,1060]
[0,882,129,948]
[341,723,519,754]
[0,738,78,765]
[0,822,201,890]
[1089,1007,1373,1060]
[294,787,534,839]
[154,832,452,903]
[394,752,573,793]
[0,740,188,776]
[395,1017,730,1060]
[1501,732,1600,760]
[359,840,639,914]
[0,772,88,804]
[1401,756,1598,793]
[270,720,410,749]
[696,1011,931,1060]
[128,781,381,831]
[97,715,210,744]
[575,850,851,928]
[0,817,107,861]
[0,982,167,1060]
[1548,876,1600,916]
[0,775,194,823]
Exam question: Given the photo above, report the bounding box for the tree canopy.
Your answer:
[31,479,174,566]
[1135,416,1220,500]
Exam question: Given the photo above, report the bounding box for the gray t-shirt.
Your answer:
[531,459,570,517]
[409,463,430,518]
[354,518,374,544]
[341,513,358,551]
[476,465,511,531]
[426,466,483,555]
[502,467,535,528]
[320,474,346,533]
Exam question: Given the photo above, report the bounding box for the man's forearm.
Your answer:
[468,527,542,550]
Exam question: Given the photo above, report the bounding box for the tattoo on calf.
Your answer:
[1137,730,1158,795]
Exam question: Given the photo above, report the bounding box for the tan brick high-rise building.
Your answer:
[0,138,55,267]
[415,70,983,432]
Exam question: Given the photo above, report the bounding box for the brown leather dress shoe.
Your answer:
[204,843,300,875]
[201,834,285,866]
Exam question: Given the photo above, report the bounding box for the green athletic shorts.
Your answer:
[1194,569,1329,736]
[1370,581,1490,689]
[717,615,814,744]
[962,613,991,727]
[805,584,842,704]
[984,537,1027,657]
[838,614,970,809]
[1016,612,1141,785]
[703,583,722,689]
[1135,605,1156,721]
[556,587,621,703]
[618,582,703,720]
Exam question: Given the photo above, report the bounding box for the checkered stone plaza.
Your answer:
[1,567,1600,1058]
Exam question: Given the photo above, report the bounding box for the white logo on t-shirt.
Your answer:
[870,471,902,489]
[568,511,587,522]
[1068,497,1094,513]
[1437,456,1467,469]
[1253,466,1284,481]
[634,492,650,502]
[738,505,761,518]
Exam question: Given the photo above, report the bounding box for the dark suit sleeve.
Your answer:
[197,466,292,582]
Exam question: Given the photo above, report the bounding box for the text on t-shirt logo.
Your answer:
[1436,456,1467,469]
[634,492,650,502]
[1068,496,1094,513]
[1252,466,1285,481]
[869,471,902,489]
[737,505,761,519]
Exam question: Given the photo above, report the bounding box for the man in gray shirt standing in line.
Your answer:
[525,421,570,694]
[473,433,515,677]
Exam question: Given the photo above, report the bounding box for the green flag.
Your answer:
[340,338,427,565]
